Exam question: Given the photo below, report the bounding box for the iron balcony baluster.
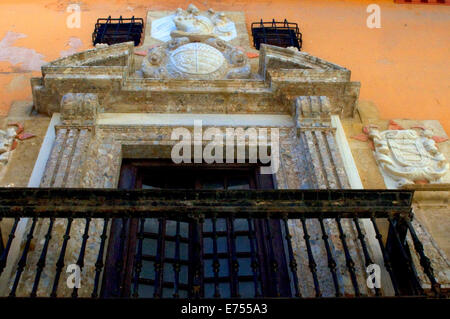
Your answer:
[153,218,166,298]
[172,218,181,298]
[0,217,19,276]
[265,215,280,297]
[247,218,262,297]
[353,217,381,296]
[211,214,221,298]
[72,217,91,298]
[300,216,321,297]
[387,216,423,295]
[227,215,240,297]
[405,219,441,297]
[282,215,301,297]
[370,216,400,296]
[336,217,361,296]
[30,217,55,297]
[9,217,38,297]
[114,217,128,297]
[92,217,110,298]
[190,216,204,298]
[50,217,73,297]
[131,218,145,298]
[318,217,341,297]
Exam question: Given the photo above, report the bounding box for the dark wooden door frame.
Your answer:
[101,159,291,298]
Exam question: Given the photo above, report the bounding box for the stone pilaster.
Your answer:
[294,96,350,189]
[286,96,371,297]
[8,93,102,297]
[40,127,92,188]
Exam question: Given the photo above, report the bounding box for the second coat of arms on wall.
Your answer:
[369,128,449,188]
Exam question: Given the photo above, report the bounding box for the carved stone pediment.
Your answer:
[369,128,449,187]
[257,44,352,77]
[43,42,133,68]
[140,37,250,80]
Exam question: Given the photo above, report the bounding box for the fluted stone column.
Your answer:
[9,93,106,297]
[282,96,374,297]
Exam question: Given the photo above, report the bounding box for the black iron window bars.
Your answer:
[92,16,144,46]
[0,188,444,298]
[251,19,302,51]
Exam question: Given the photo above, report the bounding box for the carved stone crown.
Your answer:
[151,4,237,43]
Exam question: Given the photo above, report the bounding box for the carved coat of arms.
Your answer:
[369,128,449,187]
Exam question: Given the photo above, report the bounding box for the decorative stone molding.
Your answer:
[151,4,237,42]
[40,127,93,188]
[0,127,17,173]
[60,93,99,126]
[140,37,250,80]
[294,96,333,133]
[295,96,331,119]
[369,128,449,187]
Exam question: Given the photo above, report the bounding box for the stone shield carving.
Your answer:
[140,37,250,80]
[167,42,225,76]
[369,128,449,187]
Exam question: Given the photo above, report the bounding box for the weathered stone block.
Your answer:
[60,93,99,126]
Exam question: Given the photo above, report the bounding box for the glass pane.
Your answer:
[203,219,212,232]
[203,237,213,254]
[204,283,215,298]
[164,239,175,257]
[142,238,157,256]
[216,237,228,253]
[179,222,189,237]
[143,218,159,233]
[239,281,256,298]
[142,184,160,189]
[228,176,250,190]
[162,288,173,298]
[140,260,155,280]
[179,265,188,284]
[179,243,189,260]
[137,284,154,298]
[165,173,195,189]
[238,258,253,276]
[178,289,188,298]
[165,220,178,236]
[219,283,231,298]
[216,218,226,231]
[235,236,251,252]
[162,262,173,282]
[234,218,249,231]
[141,176,165,189]
[201,176,224,189]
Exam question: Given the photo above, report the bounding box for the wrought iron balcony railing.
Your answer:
[0,189,445,299]
[92,16,144,46]
[251,19,302,50]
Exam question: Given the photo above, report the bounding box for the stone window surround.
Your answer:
[0,112,393,297]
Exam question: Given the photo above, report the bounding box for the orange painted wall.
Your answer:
[0,0,448,133]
